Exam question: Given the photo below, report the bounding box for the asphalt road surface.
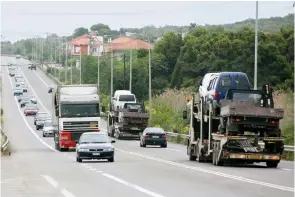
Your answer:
[1,56,294,197]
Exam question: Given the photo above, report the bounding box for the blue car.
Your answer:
[204,72,251,116]
[13,87,23,96]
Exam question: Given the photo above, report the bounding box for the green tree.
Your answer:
[73,27,89,38]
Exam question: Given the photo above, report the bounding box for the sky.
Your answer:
[1,1,294,42]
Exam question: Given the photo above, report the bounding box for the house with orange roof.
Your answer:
[104,36,153,59]
[68,32,104,57]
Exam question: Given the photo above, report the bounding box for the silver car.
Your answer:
[42,120,54,137]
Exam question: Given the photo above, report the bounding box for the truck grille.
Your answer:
[63,121,99,131]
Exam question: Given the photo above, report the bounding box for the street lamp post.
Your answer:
[80,44,82,84]
[148,36,152,121]
[254,1,258,90]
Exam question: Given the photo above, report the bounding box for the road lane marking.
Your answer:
[42,175,58,188]
[33,69,49,87]
[60,188,77,197]
[5,66,57,152]
[117,148,294,192]
[281,168,293,171]
[11,60,295,193]
[18,67,49,112]
[6,64,167,197]
[166,148,181,152]
[102,173,166,197]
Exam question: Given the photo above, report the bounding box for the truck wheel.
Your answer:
[189,148,197,161]
[216,142,224,166]
[266,161,278,168]
[213,142,217,165]
[55,141,60,150]
[60,148,69,152]
[142,143,146,147]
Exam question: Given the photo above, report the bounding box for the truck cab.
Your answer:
[52,85,101,151]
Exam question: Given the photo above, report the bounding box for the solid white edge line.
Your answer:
[6,62,167,197]
[102,173,165,197]
[16,59,295,193]
[5,65,56,152]
[116,149,294,192]
[60,188,77,197]
[42,175,59,188]
[33,69,49,87]
[18,66,50,112]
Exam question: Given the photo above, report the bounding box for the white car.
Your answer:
[42,120,54,137]
[198,73,218,102]
[18,84,28,92]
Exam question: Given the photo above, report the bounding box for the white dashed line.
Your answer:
[116,148,294,193]
[60,188,77,197]
[102,173,165,197]
[42,175,58,188]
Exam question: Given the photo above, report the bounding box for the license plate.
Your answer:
[152,136,159,138]
[93,153,100,156]
[90,124,96,128]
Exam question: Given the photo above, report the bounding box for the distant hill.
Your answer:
[122,13,294,42]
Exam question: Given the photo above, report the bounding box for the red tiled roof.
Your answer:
[105,37,152,52]
[70,34,102,46]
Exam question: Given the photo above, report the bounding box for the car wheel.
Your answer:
[140,141,142,147]
[142,143,146,147]
[76,156,82,163]
[108,157,114,162]
[161,144,167,148]
[43,134,45,137]
[36,127,39,130]
[34,121,36,125]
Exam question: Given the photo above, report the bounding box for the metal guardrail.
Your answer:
[166,132,294,152]
[1,128,9,153]
[35,59,295,153]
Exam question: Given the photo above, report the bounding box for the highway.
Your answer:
[1,56,294,197]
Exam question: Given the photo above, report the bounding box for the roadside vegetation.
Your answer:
[8,14,293,158]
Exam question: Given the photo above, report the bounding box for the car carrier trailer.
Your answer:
[183,84,284,168]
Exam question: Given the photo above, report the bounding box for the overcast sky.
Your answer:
[1,1,294,42]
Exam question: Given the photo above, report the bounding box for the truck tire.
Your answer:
[189,146,197,161]
[266,161,278,168]
[216,142,224,166]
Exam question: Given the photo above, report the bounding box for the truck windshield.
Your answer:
[61,104,99,117]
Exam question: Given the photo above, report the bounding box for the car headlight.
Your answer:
[78,148,89,152]
[104,148,114,151]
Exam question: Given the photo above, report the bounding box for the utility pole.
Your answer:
[254,1,258,90]
[65,38,68,84]
[123,53,126,89]
[97,44,100,96]
[54,38,57,77]
[79,44,82,84]
[148,37,152,121]
[110,39,113,97]
[129,42,132,91]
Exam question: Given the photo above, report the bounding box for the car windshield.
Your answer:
[146,128,165,134]
[61,104,99,118]
[79,134,109,144]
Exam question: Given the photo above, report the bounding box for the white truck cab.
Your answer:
[113,90,136,111]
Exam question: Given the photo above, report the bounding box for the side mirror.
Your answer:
[55,107,59,116]
[182,110,188,119]
[111,140,116,143]
[101,106,106,112]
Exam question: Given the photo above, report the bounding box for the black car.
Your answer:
[76,132,115,163]
[140,127,167,148]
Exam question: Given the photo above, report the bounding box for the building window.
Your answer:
[92,48,97,52]
[75,46,81,53]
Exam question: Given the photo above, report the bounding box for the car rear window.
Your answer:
[146,132,166,137]
[219,76,232,89]
[118,95,135,101]
[235,76,250,89]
